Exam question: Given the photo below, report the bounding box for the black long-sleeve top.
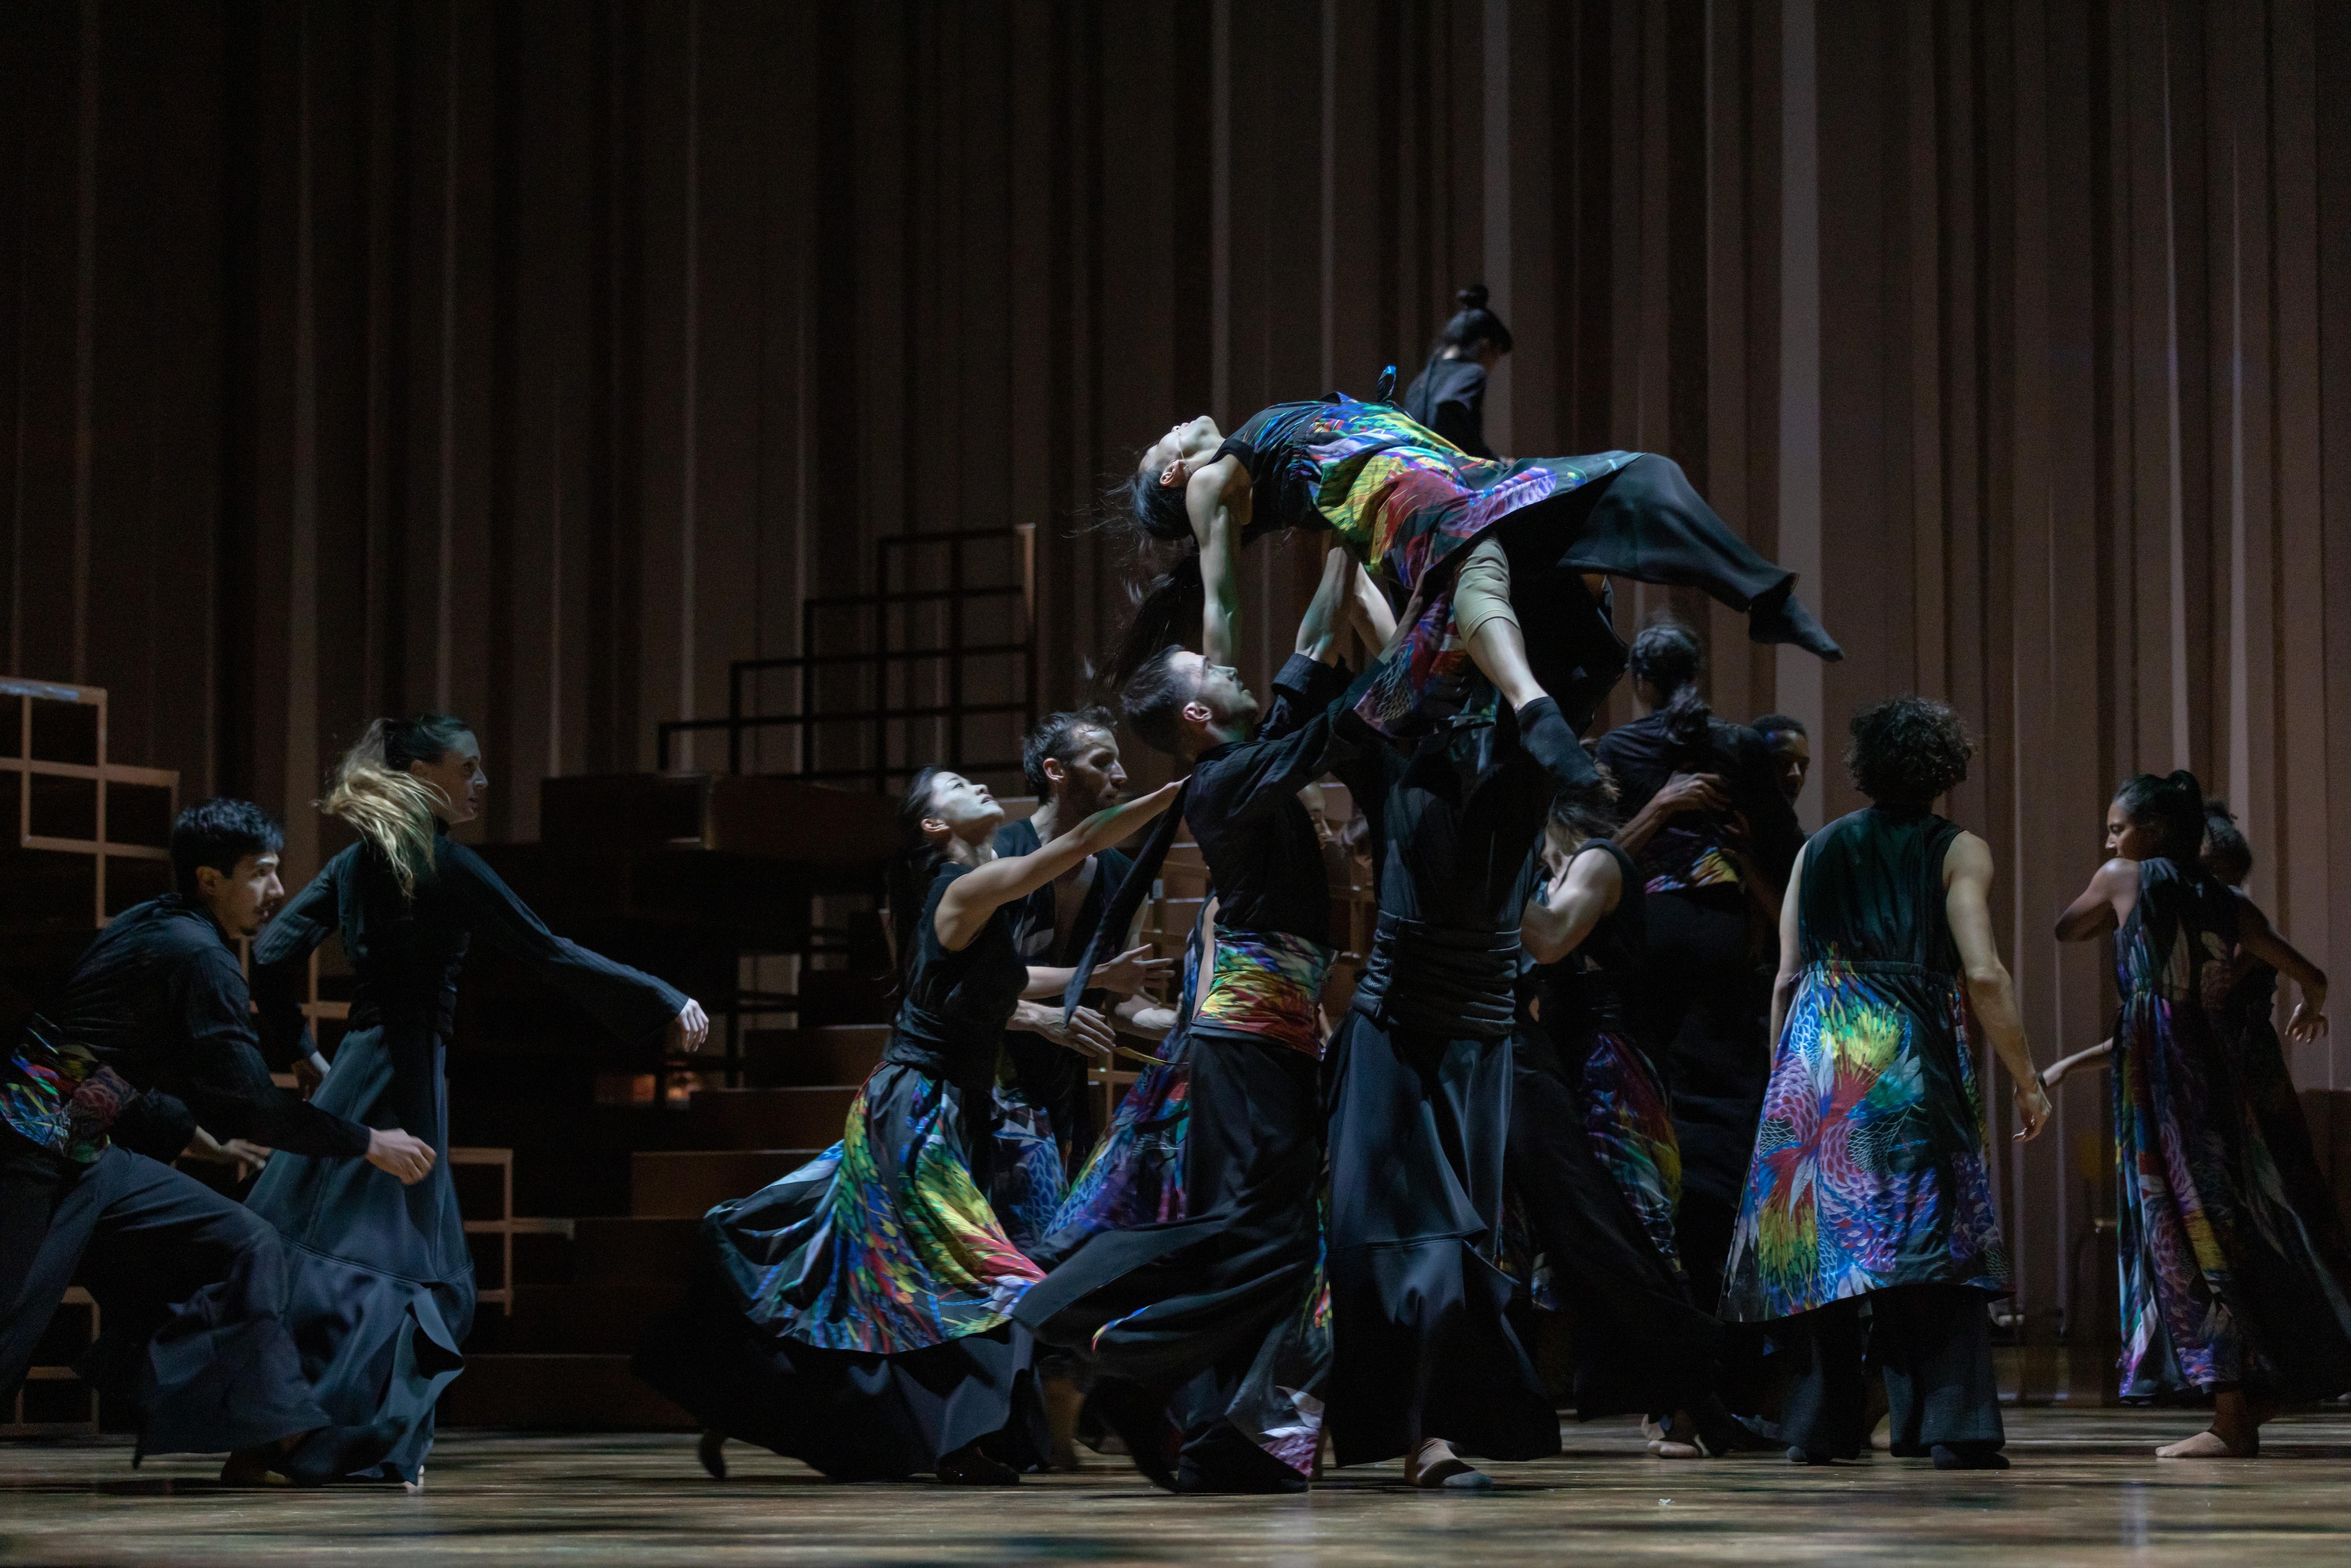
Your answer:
[252,824,687,1062]
[1186,653,1362,945]
[1335,718,1552,935]
[10,895,373,1159]
[1595,712,1804,895]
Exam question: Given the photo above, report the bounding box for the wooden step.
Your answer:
[438,1353,694,1431]
[570,1216,702,1284]
[741,1024,888,1087]
[676,1086,856,1149]
[467,1284,689,1354]
[631,1149,822,1218]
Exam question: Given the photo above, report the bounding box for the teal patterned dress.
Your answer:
[2108,861,2351,1402]
[1720,806,2009,1323]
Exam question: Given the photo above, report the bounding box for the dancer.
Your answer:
[1751,713,1811,803]
[1399,284,1512,458]
[1121,384,1840,790]
[0,800,434,1480]
[1510,783,1735,1458]
[1015,547,1375,1494]
[248,716,707,1486]
[1595,620,1803,1342]
[1722,698,2047,1470]
[992,709,1171,1232]
[2051,774,2351,1457]
[635,770,1178,1484]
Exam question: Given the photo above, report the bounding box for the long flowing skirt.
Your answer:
[1322,1011,1556,1466]
[631,1060,1049,1477]
[244,1022,466,1484]
[1028,1028,1194,1271]
[1721,960,2008,1324]
[2112,990,2351,1401]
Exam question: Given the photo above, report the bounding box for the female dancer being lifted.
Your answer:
[1123,385,1839,781]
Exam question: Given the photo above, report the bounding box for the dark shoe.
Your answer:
[1085,1379,1180,1492]
[697,1429,728,1480]
[1931,1443,2011,1471]
[1787,1446,1838,1466]
[276,1420,402,1488]
[936,1444,1022,1485]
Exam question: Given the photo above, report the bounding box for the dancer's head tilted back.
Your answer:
[1844,696,1972,809]
[322,713,481,897]
[171,798,286,939]
[2201,798,2253,888]
[884,767,1007,985]
[1428,284,1514,368]
[1541,768,1620,864]
[1022,707,1126,818]
[1128,417,1228,542]
[1121,646,1262,760]
[1627,616,1711,745]
[2108,770,2205,864]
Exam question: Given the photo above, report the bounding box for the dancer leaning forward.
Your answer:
[1016,546,1389,1493]
[0,800,436,1484]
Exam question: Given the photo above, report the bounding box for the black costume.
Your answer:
[1400,356,1495,457]
[634,865,1049,1479]
[250,824,686,1484]
[1595,713,1801,1327]
[1509,839,1725,1427]
[0,896,372,1458]
[1318,711,1560,1469]
[992,814,1131,1178]
[1018,654,1357,1490]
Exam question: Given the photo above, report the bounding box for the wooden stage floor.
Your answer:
[6,1409,2351,1566]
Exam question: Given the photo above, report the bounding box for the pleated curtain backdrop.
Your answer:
[3,0,2349,1337]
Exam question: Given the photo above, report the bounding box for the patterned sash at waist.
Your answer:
[1194,929,1337,1058]
[1645,845,1743,896]
[1355,913,1522,1038]
[0,1014,134,1164]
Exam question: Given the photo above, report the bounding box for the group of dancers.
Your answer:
[3,289,2344,1492]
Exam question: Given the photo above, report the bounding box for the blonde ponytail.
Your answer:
[322,716,466,898]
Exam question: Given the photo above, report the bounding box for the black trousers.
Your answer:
[1015,1029,1323,1485]
[0,1131,324,1456]
[1323,1013,1557,1467]
[1775,1284,2004,1458]
[1507,1031,1720,1418]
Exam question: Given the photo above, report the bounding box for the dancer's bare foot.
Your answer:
[1405,1437,1491,1489]
[1648,1410,1706,1459]
[1041,1371,1084,1471]
[2155,1428,2256,1459]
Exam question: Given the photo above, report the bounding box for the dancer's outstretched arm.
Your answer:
[937,781,1183,952]
[1189,461,1252,668]
[2234,893,2330,1044]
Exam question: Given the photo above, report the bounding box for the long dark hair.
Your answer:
[884,767,949,994]
[2115,770,2206,863]
[1627,616,1710,746]
[322,713,473,898]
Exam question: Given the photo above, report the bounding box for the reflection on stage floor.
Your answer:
[5,1407,2350,1566]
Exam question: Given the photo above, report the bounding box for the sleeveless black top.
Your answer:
[1525,839,1653,1047]
[1796,805,1964,973]
[886,864,1026,1086]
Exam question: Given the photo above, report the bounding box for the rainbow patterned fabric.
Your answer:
[1643,846,1743,897]
[1581,1031,1684,1273]
[724,1064,1045,1356]
[989,1079,1069,1260]
[1720,957,2008,1322]
[1192,930,1336,1058]
[1245,397,1634,734]
[0,1016,123,1164]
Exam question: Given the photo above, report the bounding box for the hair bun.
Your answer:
[1457,284,1490,311]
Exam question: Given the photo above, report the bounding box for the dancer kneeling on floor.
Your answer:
[633,768,1178,1484]
[1720,698,2049,1470]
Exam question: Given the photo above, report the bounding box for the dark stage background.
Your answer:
[5,0,2351,1339]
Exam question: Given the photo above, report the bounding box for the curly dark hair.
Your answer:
[2201,797,2253,886]
[1844,697,1972,806]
